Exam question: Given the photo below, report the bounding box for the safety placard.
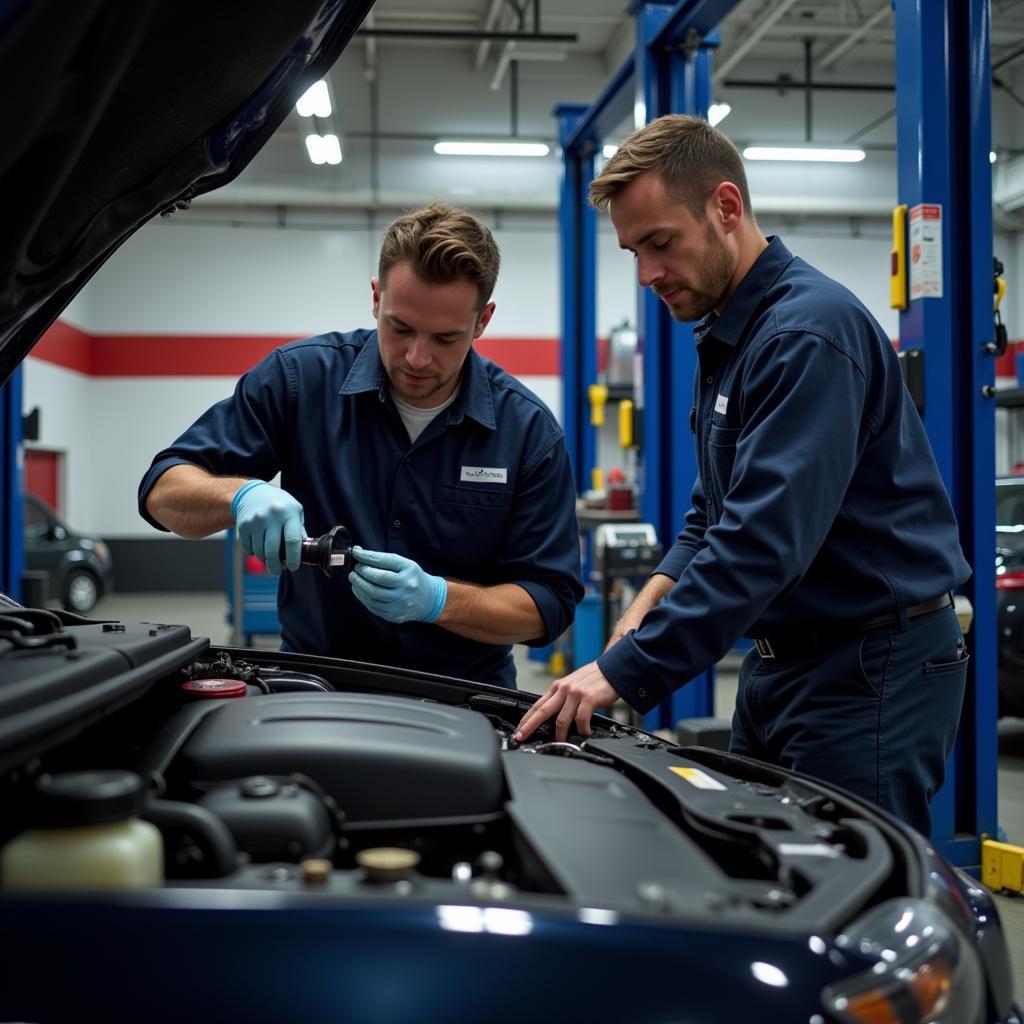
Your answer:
[669,766,726,790]
[908,203,943,300]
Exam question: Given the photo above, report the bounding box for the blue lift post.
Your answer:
[0,369,24,601]
[894,0,997,866]
[555,104,599,498]
[557,1,743,730]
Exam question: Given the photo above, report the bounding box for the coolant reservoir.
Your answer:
[1,770,163,890]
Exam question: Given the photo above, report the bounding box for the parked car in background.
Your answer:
[23,494,113,613]
[996,477,1024,716]
[944,475,1024,721]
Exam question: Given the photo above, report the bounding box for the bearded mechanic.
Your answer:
[515,115,969,836]
[140,202,583,687]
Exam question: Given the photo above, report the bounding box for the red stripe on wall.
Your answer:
[474,337,559,376]
[30,323,561,378]
[91,335,291,376]
[30,321,93,375]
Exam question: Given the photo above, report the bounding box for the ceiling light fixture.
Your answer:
[305,133,342,165]
[742,146,866,163]
[296,80,332,118]
[708,102,731,127]
[434,140,550,157]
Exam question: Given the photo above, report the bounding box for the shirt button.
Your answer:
[393,519,401,529]
[638,687,648,698]
[705,376,714,384]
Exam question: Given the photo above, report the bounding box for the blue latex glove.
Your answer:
[350,546,447,624]
[231,480,305,575]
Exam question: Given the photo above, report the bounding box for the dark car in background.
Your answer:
[996,477,1024,717]
[0,3,1019,1023]
[23,495,113,613]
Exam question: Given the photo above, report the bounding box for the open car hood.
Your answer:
[0,0,373,386]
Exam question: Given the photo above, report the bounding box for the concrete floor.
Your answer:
[90,591,1024,1002]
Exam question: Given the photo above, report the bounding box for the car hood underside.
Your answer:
[0,0,372,385]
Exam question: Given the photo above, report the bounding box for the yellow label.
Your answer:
[669,766,726,791]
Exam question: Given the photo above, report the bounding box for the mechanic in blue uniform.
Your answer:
[516,116,970,835]
[140,202,583,689]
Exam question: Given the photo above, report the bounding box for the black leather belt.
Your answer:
[752,593,953,661]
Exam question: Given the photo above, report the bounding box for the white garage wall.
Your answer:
[25,211,970,537]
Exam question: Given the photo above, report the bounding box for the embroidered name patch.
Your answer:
[714,393,729,415]
[460,466,508,484]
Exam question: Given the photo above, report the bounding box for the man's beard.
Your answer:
[387,364,455,404]
[658,223,736,323]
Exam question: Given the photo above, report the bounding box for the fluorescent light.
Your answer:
[304,133,342,165]
[305,134,327,164]
[708,102,731,127]
[603,143,618,159]
[321,134,342,165]
[991,150,998,164]
[296,80,332,118]
[742,146,866,163]
[434,140,550,157]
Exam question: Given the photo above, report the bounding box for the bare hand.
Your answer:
[514,661,619,743]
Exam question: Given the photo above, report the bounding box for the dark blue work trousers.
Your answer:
[730,604,968,837]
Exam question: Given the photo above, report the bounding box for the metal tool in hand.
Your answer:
[284,524,353,576]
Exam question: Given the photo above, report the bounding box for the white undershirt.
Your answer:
[391,387,460,444]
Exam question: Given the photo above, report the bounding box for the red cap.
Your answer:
[181,677,248,699]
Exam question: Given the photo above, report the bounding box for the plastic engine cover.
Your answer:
[173,693,504,823]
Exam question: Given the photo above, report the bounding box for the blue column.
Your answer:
[0,368,24,600]
[556,104,597,496]
[895,0,995,862]
[633,3,718,729]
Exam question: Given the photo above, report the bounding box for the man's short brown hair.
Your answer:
[379,201,500,307]
[589,114,754,221]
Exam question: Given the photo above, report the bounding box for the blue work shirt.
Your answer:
[599,236,971,713]
[138,330,583,687]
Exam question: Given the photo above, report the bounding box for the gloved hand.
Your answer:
[231,480,305,575]
[350,547,447,624]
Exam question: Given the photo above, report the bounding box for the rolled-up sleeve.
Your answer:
[599,330,869,712]
[137,350,295,530]
[499,430,584,646]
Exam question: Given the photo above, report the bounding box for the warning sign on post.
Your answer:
[908,203,943,300]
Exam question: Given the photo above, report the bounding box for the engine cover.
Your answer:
[173,693,504,823]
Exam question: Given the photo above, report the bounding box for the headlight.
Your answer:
[821,899,983,1023]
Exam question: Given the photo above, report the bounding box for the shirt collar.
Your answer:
[447,348,497,430]
[696,235,793,348]
[339,332,386,395]
[338,331,496,431]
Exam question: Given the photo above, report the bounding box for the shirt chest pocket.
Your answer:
[437,483,514,511]
[433,483,513,569]
[706,424,742,512]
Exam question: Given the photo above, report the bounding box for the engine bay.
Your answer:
[0,605,917,930]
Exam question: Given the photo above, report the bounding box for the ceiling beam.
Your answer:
[363,9,377,82]
[713,0,802,84]
[357,28,576,42]
[815,3,891,72]
[474,0,506,70]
